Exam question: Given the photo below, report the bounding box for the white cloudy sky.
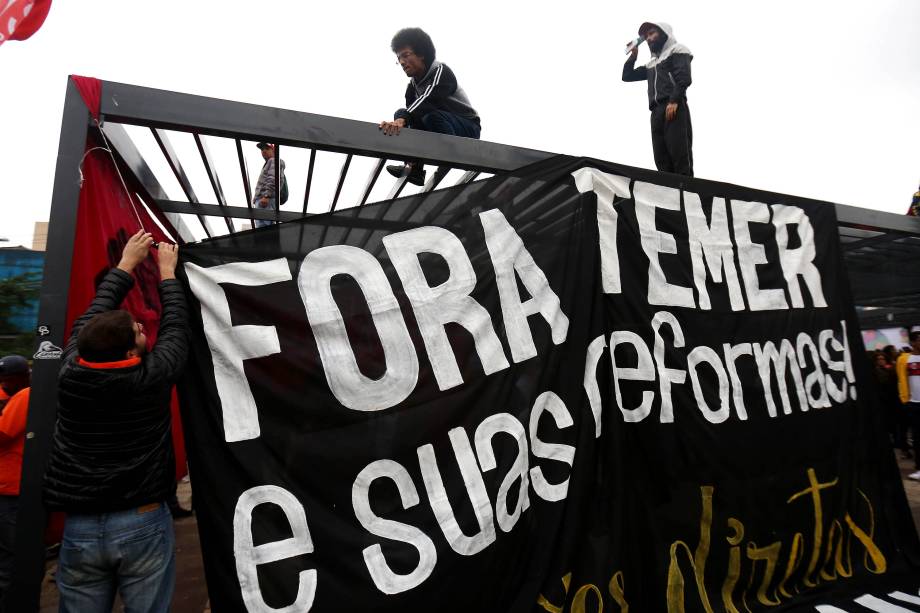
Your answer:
[1,0,919,246]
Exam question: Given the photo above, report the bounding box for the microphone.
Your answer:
[625,37,645,55]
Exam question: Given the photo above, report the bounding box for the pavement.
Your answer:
[36,454,920,612]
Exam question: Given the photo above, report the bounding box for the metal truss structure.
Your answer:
[8,77,920,610]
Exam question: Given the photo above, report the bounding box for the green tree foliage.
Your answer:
[0,333,35,358]
[0,272,40,333]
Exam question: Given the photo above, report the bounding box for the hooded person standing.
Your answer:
[623,22,694,176]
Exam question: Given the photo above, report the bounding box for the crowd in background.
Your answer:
[871,331,920,480]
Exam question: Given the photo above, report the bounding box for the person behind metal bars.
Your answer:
[253,142,286,229]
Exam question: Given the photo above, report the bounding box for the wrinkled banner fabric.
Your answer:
[177,156,920,612]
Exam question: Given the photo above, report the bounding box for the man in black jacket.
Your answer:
[44,230,187,613]
[623,22,694,176]
[379,27,481,186]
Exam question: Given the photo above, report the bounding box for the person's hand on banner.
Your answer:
[117,230,154,273]
[666,102,678,122]
[158,243,179,281]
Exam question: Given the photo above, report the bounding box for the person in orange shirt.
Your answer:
[0,354,30,606]
[0,377,11,412]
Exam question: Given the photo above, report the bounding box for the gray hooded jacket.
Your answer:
[622,22,693,111]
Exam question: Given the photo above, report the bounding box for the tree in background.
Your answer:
[0,272,40,357]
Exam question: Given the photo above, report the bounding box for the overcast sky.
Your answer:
[2,0,919,246]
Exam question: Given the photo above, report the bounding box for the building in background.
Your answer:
[31,221,48,252]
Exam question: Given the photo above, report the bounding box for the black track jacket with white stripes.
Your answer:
[394,60,480,126]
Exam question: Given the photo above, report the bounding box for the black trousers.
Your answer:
[650,101,693,177]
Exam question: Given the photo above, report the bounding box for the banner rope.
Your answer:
[78,120,153,242]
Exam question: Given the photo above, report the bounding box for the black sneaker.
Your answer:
[386,163,426,186]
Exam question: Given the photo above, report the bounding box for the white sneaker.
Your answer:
[908,470,920,481]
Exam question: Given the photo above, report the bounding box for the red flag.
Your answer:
[0,0,52,46]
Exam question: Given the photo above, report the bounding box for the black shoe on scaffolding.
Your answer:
[386,163,426,186]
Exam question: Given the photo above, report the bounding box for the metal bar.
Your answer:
[835,202,920,235]
[454,170,480,185]
[9,78,91,612]
[340,159,386,246]
[156,199,418,232]
[147,127,205,240]
[318,153,353,246]
[302,149,316,215]
[386,174,410,201]
[329,154,353,212]
[98,80,552,174]
[273,144,282,226]
[235,139,254,228]
[157,199,298,221]
[194,133,235,233]
[95,80,920,240]
[422,166,450,193]
[100,124,193,243]
[151,128,199,202]
[359,159,386,207]
[841,232,903,252]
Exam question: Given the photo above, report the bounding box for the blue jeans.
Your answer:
[414,110,481,139]
[254,197,277,229]
[57,503,175,613]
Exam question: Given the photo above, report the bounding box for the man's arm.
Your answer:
[62,230,152,363]
[144,243,189,383]
[667,53,692,102]
[380,84,413,135]
[257,159,277,202]
[664,53,692,122]
[622,52,647,82]
[0,389,29,444]
[380,65,460,135]
[397,63,458,122]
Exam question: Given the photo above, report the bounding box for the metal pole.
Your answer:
[8,77,91,611]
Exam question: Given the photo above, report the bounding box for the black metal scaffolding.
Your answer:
[8,76,920,610]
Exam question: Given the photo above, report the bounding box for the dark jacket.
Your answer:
[394,60,480,125]
[43,268,189,513]
[622,23,692,111]
[623,53,692,110]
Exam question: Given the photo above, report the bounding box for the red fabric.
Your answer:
[70,75,101,121]
[64,137,187,480]
[0,0,52,44]
[0,388,29,495]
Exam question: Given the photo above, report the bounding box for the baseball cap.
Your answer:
[0,355,29,376]
[256,142,274,150]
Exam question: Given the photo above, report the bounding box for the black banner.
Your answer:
[178,157,920,612]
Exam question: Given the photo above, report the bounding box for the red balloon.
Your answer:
[0,0,52,46]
